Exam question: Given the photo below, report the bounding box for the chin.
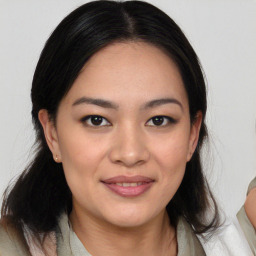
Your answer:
[109,217,149,229]
[102,206,157,228]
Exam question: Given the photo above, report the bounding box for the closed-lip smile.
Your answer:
[101,175,155,197]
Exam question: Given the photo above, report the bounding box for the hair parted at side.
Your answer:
[1,0,220,243]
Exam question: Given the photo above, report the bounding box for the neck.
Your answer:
[69,208,177,256]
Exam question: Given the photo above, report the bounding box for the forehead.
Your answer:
[63,42,188,109]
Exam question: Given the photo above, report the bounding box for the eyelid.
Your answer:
[80,115,111,127]
[80,115,177,128]
[145,115,177,127]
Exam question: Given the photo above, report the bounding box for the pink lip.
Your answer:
[101,175,154,197]
[102,175,154,183]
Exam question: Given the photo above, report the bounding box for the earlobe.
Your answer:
[38,109,61,162]
[187,112,203,161]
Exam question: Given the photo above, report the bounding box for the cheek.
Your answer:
[56,128,110,199]
[57,133,107,209]
[152,131,190,171]
[151,131,190,199]
[58,127,107,169]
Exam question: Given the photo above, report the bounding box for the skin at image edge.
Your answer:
[244,187,256,229]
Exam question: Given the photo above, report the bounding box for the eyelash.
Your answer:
[81,115,111,127]
[80,115,177,127]
[146,116,177,127]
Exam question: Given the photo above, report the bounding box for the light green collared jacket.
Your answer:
[0,214,205,256]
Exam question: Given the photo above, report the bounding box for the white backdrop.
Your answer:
[0,0,255,218]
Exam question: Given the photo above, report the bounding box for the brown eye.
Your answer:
[152,116,164,126]
[91,116,103,125]
[146,116,176,127]
[81,115,110,127]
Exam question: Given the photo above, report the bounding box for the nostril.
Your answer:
[108,133,150,166]
[110,153,148,167]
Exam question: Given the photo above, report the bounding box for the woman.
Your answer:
[0,1,250,255]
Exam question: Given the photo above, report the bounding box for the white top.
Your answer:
[198,218,253,256]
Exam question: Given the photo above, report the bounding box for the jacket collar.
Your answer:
[56,213,206,256]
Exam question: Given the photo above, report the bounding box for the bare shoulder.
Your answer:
[0,221,30,256]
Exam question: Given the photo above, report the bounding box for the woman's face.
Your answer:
[40,42,201,228]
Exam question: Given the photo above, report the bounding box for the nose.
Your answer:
[109,125,150,167]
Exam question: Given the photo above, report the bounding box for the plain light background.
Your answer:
[0,0,255,218]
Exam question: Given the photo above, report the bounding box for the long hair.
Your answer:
[1,0,220,246]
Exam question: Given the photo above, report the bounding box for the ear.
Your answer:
[186,111,203,162]
[38,109,62,163]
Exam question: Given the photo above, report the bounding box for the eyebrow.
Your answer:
[72,97,183,111]
[141,98,183,111]
[72,97,119,109]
